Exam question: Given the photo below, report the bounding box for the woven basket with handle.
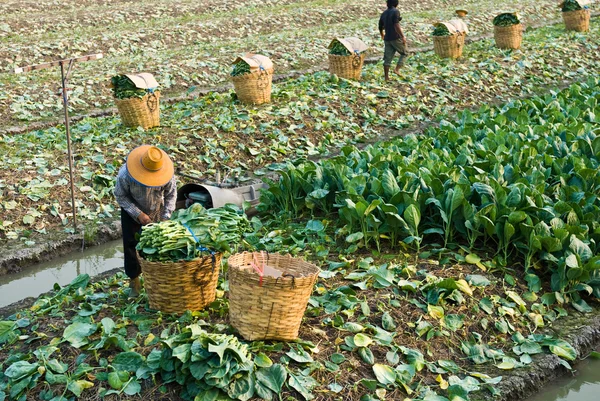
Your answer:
[494,24,523,50]
[328,53,365,80]
[138,252,222,314]
[115,91,160,129]
[231,68,273,105]
[433,33,465,59]
[563,9,590,32]
[228,252,320,341]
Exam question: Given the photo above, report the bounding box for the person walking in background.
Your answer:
[379,0,408,81]
[114,145,177,297]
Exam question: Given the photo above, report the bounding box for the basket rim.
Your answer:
[231,68,274,82]
[138,251,222,266]
[114,91,160,102]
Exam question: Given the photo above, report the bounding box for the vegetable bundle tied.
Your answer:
[432,24,452,36]
[111,75,149,100]
[137,204,252,262]
[329,40,352,56]
[493,13,520,27]
[561,0,583,12]
[231,61,251,77]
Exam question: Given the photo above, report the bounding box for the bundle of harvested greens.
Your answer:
[137,204,252,262]
[561,0,583,12]
[329,40,352,56]
[493,13,520,26]
[111,75,149,99]
[432,24,452,36]
[231,61,251,77]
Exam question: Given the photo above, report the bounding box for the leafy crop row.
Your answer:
[261,78,600,302]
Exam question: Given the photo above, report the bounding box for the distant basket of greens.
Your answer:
[560,0,591,32]
[493,12,523,50]
[136,203,252,314]
[328,37,368,80]
[432,20,468,59]
[230,54,274,105]
[111,73,160,129]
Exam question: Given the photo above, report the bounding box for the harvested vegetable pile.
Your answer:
[493,13,520,26]
[329,40,352,56]
[137,204,251,261]
[110,75,150,99]
[561,0,583,12]
[432,23,452,36]
[231,61,251,77]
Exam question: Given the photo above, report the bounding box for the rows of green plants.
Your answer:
[261,78,600,303]
[1,21,599,246]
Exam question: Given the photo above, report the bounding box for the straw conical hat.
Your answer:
[126,145,174,187]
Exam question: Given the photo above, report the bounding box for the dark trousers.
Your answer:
[121,208,142,279]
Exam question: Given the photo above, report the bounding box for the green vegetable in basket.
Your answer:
[561,0,582,12]
[329,40,352,56]
[136,220,197,262]
[493,13,520,27]
[231,61,251,77]
[432,24,452,36]
[110,75,150,100]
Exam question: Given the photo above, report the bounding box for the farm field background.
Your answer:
[0,0,575,126]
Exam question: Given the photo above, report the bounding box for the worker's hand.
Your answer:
[402,36,407,46]
[381,33,385,41]
[138,213,152,226]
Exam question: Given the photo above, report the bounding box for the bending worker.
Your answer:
[114,145,177,297]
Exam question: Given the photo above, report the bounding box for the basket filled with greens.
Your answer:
[432,20,468,59]
[560,0,591,32]
[230,54,274,105]
[136,204,252,314]
[111,73,160,129]
[328,37,368,80]
[493,12,523,50]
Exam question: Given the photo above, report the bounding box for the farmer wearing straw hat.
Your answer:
[114,145,177,297]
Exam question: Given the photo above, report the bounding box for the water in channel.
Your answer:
[525,355,600,401]
[0,240,123,309]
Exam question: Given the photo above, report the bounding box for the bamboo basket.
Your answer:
[494,24,523,49]
[433,33,465,59]
[139,252,222,314]
[231,68,273,105]
[328,53,365,80]
[563,9,590,32]
[115,92,160,129]
[228,252,320,341]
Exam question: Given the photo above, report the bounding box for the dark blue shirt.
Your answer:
[379,8,402,41]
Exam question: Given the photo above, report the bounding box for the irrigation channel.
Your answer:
[0,243,599,400]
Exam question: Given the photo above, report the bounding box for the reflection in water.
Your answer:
[0,241,123,308]
[526,356,600,401]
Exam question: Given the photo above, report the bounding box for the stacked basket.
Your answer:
[139,252,222,314]
[493,13,523,50]
[231,54,274,105]
[328,37,368,80]
[561,0,591,32]
[228,252,320,341]
[432,20,469,59]
[112,73,160,130]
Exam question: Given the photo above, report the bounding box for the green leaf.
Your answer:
[381,312,396,331]
[108,371,126,390]
[0,321,17,344]
[286,347,314,363]
[372,364,396,385]
[342,322,365,333]
[255,353,273,368]
[403,204,421,235]
[354,333,373,348]
[111,352,144,372]
[288,372,317,401]
[256,364,287,393]
[67,380,94,397]
[4,361,38,381]
[443,314,465,332]
[305,220,324,232]
[330,353,346,364]
[466,274,490,287]
[358,347,375,365]
[479,298,494,314]
[428,304,445,319]
[346,232,364,243]
[382,170,400,198]
[63,322,97,348]
[544,339,577,361]
[571,299,592,313]
[465,254,481,265]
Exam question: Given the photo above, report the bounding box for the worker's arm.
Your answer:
[379,15,385,40]
[160,178,177,220]
[114,167,145,223]
[395,23,406,44]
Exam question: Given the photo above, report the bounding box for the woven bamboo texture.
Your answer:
[228,252,320,341]
[563,9,590,32]
[231,68,274,105]
[433,33,465,59]
[494,24,523,49]
[328,53,365,80]
[115,92,160,129]
[139,252,222,314]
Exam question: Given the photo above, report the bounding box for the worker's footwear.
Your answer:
[129,276,141,298]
